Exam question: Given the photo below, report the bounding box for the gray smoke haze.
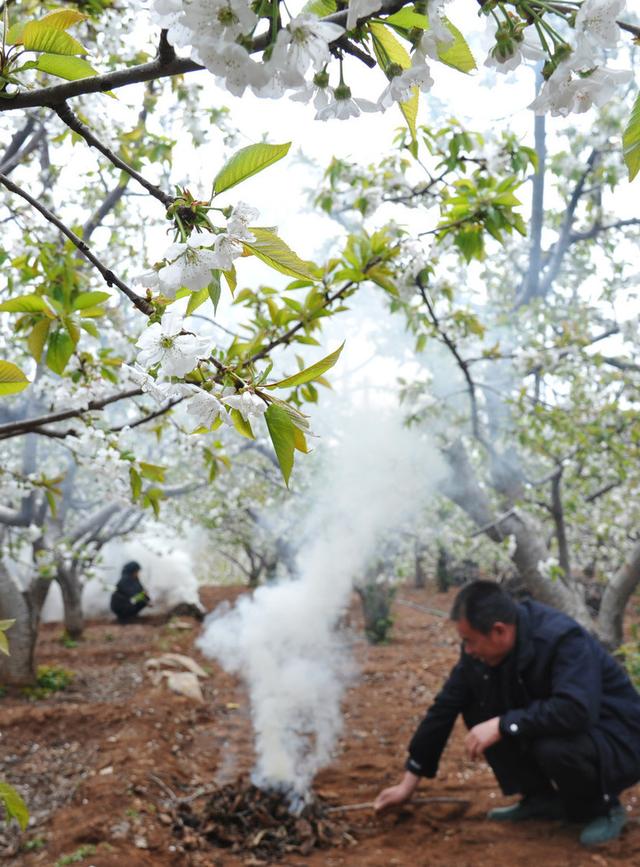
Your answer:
[196,408,446,799]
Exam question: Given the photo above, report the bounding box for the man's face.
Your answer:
[455,617,514,667]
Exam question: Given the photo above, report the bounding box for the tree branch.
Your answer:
[54,102,174,209]
[0,387,142,440]
[0,172,153,314]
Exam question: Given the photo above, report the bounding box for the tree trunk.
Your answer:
[414,539,427,589]
[0,562,38,685]
[596,540,640,649]
[57,566,84,639]
[440,439,593,629]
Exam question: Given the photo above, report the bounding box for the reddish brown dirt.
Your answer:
[1,586,639,867]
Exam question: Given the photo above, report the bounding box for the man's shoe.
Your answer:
[579,805,626,846]
[487,793,565,822]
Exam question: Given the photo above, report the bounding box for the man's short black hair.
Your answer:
[450,581,517,634]
[122,560,141,576]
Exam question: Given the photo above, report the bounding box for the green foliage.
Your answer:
[266,343,344,389]
[623,91,640,182]
[265,404,296,486]
[22,665,74,699]
[0,362,29,396]
[212,142,291,196]
[369,23,418,154]
[0,620,15,656]
[0,782,29,831]
[243,228,318,281]
[55,845,97,866]
[59,631,79,649]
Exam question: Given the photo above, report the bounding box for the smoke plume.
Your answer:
[196,408,445,800]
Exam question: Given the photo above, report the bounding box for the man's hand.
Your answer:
[465,717,502,760]
[374,771,420,813]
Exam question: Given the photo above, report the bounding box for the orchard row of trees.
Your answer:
[0,0,638,698]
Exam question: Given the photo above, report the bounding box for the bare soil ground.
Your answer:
[1,585,639,867]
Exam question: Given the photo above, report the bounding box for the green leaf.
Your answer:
[212,142,291,196]
[27,319,50,362]
[37,9,87,30]
[72,291,110,310]
[46,329,75,375]
[265,404,296,486]
[303,0,336,14]
[186,285,210,316]
[243,228,317,280]
[266,342,344,389]
[0,360,29,396]
[437,18,476,73]
[230,409,255,439]
[139,461,166,483]
[385,8,429,28]
[623,91,640,182]
[208,271,222,313]
[35,54,96,80]
[22,22,88,55]
[0,619,14,655]
[129,466,142,500]
[369,24,418,149]
[0,294,51,314]
[223,267,237,295]
[0,783,29,831]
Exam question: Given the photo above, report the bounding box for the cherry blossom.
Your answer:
[135,309,213,378]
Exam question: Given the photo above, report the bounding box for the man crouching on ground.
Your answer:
[374,580,640,846]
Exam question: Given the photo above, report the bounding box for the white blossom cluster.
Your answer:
[152,0,446,119]
[531,0,629,116]
[152,0,630,120]
[125,307,268,434]
[135,202,258,299]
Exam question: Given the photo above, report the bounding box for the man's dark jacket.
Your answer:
[406,599,640,797]
[110,571,149,619]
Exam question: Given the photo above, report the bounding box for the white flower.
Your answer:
[222,390,268,422]
[212,233,245,270]
[286,14,344,75]
[346,0,382,31]
[377,64,434,109]
[289,79,331,110]
[135,309,212,378]
[158,232,221,296]
[186,389,232,428]
[418,0,454,59]
[202,43,268,97]
[227,202,259,242]
[484,37,544,73]
[315,86,378,121]
[575,0,625,50]
[121,363,181,404]
[531,64,631,116]
[133,269,160,289]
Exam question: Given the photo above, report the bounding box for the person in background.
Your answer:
[374,580,640,847]
[110,561,151,624]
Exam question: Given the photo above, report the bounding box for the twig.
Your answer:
[0,172,153,314]
[149,773,179,802]
[396,598,448,618]
[54,102,174,209]
[326,796,471,813]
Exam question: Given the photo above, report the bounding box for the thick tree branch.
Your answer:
[0,172,153,314]
[0,388,142,440]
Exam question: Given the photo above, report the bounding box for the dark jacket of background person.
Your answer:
[406,599,640,797]
[110,562,150,621]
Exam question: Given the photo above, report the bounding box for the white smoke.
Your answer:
[196,409,445,799]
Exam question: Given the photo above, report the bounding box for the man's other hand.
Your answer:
[374,771,420,812]
[465,716,501,760]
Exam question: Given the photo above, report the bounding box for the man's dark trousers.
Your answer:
[484,732,612,821]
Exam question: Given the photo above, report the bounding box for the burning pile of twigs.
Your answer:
[172,778,356,860]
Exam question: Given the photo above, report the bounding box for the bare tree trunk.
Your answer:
[596,540,640,649]
[441,439,592,628]
[414,539,427,589]
[56,565,84,639]
[0,562,38,685]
